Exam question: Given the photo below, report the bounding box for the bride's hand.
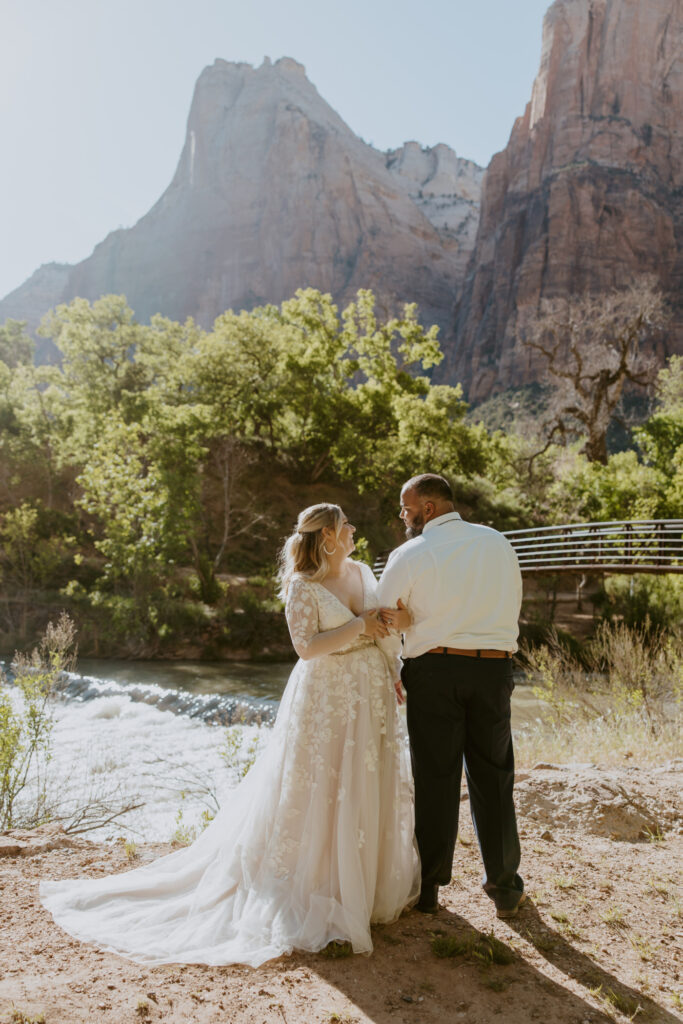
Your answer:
[380,598,412,633]
[360,609,389,638]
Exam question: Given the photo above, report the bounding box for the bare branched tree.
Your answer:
[209,437,270,571]
[518,278,669,464]
[189,436,272,601]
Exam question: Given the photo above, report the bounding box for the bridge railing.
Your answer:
[372,519,683,577]
[505,519,683,574]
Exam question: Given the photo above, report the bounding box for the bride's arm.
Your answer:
[285,576,382,661]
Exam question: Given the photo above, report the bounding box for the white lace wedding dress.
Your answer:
[40,561,419,966]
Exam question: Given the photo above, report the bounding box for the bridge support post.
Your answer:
[576,573,587,613]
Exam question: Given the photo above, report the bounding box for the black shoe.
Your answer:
[496,892,527,919]
[415,884,439,914]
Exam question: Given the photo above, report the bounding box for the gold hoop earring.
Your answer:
[323,544,336,555]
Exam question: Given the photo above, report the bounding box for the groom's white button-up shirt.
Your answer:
[376,512,522,658]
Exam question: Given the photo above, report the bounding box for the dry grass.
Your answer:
[516,621,683,766]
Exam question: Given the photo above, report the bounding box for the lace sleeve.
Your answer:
[285,576,365,661]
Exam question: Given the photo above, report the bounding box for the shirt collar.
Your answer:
[422,511,462,535]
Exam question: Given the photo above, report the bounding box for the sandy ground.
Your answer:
[1,763,682,1024]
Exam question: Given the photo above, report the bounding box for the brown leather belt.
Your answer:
[427,646,511,659]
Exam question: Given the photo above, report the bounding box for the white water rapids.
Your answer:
[3,660,544,844]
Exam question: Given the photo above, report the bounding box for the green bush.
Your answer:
[217,587,288,655]
[596,574,683,631]
[0,614,77,830]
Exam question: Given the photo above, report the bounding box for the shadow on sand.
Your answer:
[305,900,677,1024]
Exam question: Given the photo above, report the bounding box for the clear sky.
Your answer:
[0,0,552,301]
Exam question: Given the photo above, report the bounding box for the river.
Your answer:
[3,658,546,844]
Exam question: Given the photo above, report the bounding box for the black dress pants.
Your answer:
[401,652,523,911]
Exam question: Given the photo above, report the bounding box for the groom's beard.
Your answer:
[405,514,424,539]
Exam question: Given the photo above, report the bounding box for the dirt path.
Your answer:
[1,764,681,1024]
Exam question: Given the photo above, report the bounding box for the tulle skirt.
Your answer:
[40,645,420,966]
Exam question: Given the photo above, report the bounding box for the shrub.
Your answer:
[0,613,77,829]
[516,621,683,765]
[596,574,683,632]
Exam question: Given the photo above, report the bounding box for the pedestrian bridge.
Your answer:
[372,519,683,577]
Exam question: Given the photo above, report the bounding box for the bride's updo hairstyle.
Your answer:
[278,503,345,599]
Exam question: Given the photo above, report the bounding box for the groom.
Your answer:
[377,473,525,918]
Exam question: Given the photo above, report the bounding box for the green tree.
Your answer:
[549,448,667,523]
[0,360,68,508]
[0,319,34,368]
[76,417,194,596]
[635,356,683,475]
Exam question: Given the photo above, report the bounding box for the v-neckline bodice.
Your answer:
[314,562,365,618]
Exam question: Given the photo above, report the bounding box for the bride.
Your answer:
[41,503,420,967]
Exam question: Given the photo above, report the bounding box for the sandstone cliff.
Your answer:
[0,58,482,349]
[385,141,484,281]
[446,0,683,400]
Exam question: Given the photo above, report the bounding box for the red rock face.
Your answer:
[1,58,476,352]
[445,0,683,401]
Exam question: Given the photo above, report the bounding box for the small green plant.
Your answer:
[553,874,576,890]
[8,1010,46,1024]
[601,905,628,929]
[634,972,651,993]
[430,933,469,958]
[124,840,138,861]
[640,825,665,843]
[628,934,655,962]
[0,614,77,830]
[646,875,670,896]
[603,987,642,1018]
[431,930,514,965]
[171,793,196,845]
[220,725,261,780]
[320,941,353,959]
[169,795,214,846]
[242,736,260,777]
[135,999,151,1017]
[550,909,569,923]
[557,921,583,941]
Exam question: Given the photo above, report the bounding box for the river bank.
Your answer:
[2,660,549,843]
[0,571,612,664]
[1,761,681,1024]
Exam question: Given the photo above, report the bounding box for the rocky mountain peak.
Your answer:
[0,57,480,352]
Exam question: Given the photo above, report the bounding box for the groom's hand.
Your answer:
[380,598,413,633]
[394,679,405,705]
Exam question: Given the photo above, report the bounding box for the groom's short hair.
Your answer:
[403,473,453,503]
